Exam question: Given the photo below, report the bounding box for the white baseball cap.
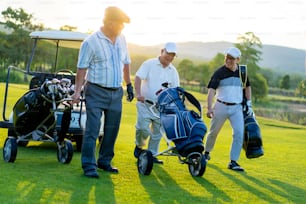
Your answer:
[225,47,241,58]
[164,42,177,55]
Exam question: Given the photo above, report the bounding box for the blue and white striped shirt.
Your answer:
[77,30,131,88]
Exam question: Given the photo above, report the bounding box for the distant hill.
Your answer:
[1,23,305,74]
[128,41,306,75]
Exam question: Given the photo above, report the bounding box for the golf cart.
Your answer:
[0,30,102,163]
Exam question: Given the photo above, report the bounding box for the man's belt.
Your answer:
[88,82,121,91]
[217,99,238,106]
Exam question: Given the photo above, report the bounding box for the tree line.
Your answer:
[1,7,305,100]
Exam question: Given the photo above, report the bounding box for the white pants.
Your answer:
[205,102,244,161]
[135,102,163,156]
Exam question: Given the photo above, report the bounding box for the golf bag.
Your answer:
[13,78,73,141]
[157,87,207,157]
[243,112,264,158]
[240,64,264,159]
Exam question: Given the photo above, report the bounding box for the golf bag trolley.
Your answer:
[137,86,208,177]
[0,30,96,164]
[1,68,76,164]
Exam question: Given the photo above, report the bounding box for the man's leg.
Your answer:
[229,105,244,161]
[81,107,102,173]
[205,103,228,153]
[97,88,123,166]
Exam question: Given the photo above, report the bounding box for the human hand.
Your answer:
[69,92,80,105]
[136,95,145,103]
[206,109,214,118]
[246,100,253,116]
[126,83,134,102]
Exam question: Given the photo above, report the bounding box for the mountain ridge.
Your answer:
[128,41,306,74]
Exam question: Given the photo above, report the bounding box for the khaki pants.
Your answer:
[135,102,163,156]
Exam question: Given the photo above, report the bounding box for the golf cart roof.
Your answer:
[29,30,89,49]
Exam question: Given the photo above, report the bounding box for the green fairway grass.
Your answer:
[0,84,305,203]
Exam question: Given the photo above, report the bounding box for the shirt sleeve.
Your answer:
[77,41,94,69]
[135,60,149,79]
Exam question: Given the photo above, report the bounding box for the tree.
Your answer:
[236,32,262,75]
[209,53,224,72]
[251,73,268,102]
[235,32,268,101]
[177,59,194,84]
[295,79,306,98]
[259,68,281,87]
[0,7,44,69]
[280,74,290,89]
[195,62,210,86]
[289,74,305,90]
[0,31,9,68]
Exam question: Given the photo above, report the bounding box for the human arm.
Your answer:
[206,88,216,118]
[71,68,87,104]
[134,76,144,102]
[244,86,253,115]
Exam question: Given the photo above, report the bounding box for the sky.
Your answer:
[1,0,306,50]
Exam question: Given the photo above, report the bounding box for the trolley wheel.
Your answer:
[57,140,73,164]
[8,127,29,147]
[188,154,206,177]
[3,137,18,163]
[137,150,154,175]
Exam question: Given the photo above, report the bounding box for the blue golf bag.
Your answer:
[157,87,207,157]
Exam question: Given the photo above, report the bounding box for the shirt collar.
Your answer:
[157,57,173,69]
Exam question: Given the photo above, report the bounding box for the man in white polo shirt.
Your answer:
[133,42,180,164]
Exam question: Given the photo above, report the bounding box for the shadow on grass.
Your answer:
[241,173,301,200]
[268,178,306,203]
[208,163,287,203]
[70,173,116,204]
[139,164,210,202]
[262,123,305,130]
[1,155,116,203]
[18,141,79,153]
[192,172,232,203]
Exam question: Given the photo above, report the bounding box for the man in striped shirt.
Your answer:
[72,6,134,178]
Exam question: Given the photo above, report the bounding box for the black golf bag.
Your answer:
[240,64,264,159]
[157,87,207,157]
[13,78,72,141]
[243,112,264,158]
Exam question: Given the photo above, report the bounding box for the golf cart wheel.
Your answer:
[137,150,154,175]
[3,137,18,163]
[57,140,73,164]
[188,153,206,177]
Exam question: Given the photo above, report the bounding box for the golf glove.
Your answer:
[246,100,253,116]
[126,83,134,102]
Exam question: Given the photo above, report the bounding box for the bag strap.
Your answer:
[177,87,202,116]
[239,65,247,88]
